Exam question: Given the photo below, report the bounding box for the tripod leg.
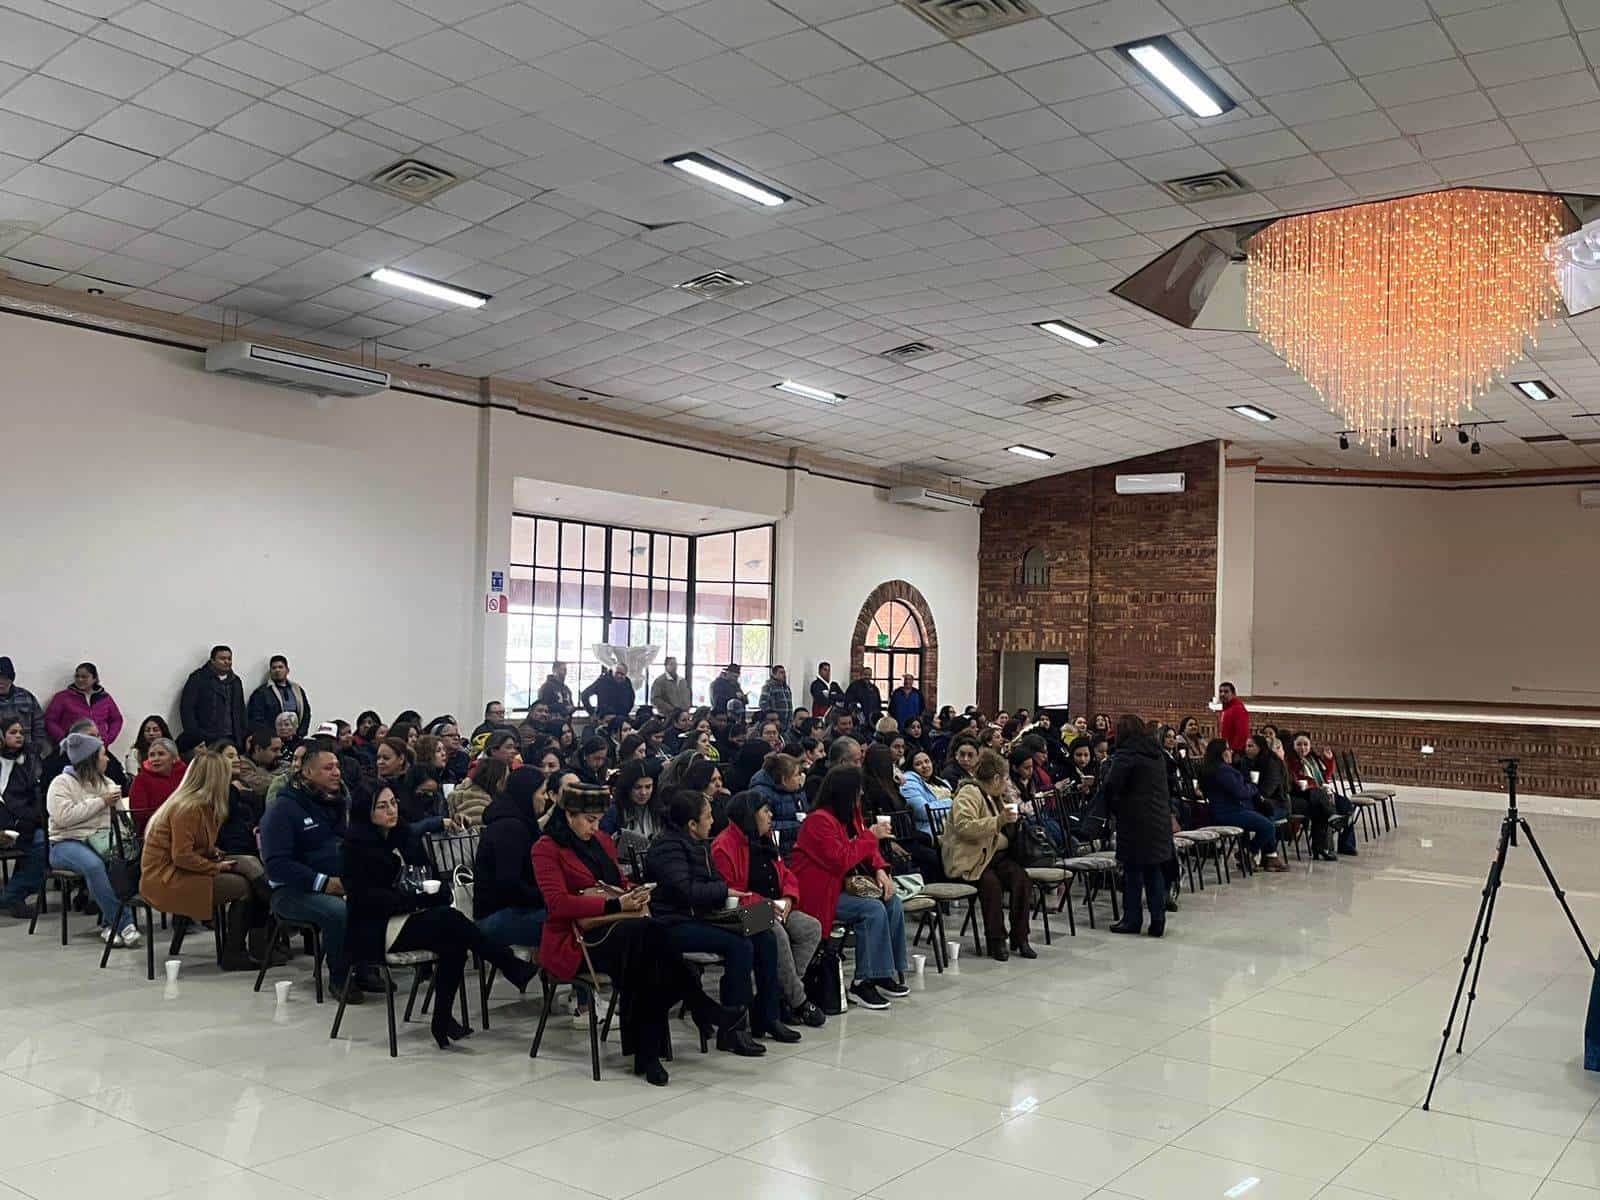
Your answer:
[1454,859,1503,1054]
[1518,820,1597,968]
[1423,816,1511,1111]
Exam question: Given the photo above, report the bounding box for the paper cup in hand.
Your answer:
[875,815,891,829]
[421,879,441,895]
[1296,779,1308,791]
[1249,771,1260,784]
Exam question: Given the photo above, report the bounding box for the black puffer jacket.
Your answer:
[473,792,544,920]
[0,749,41,842]
[1098,734,1175,866]
[644,826,728,925]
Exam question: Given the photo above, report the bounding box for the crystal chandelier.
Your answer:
[1245,188,1571,455]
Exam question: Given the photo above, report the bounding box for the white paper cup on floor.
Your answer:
[274,980,291,1004]
[164,959,181,982]
[912,953,926,975]
[945,940,960,964]
[421,879,441,894]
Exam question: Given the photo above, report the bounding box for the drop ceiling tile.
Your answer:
[1291,109,1400,151]
[335,52,452,102]
[1443,0,1569,53]
[307,0,440,49]
[123,159,232,203]
[119,228,212,267]
[1332,21,1453,76]
[158,0,291,36]
[1468,36,1583,89]
[1227,45,1349,96]
[1,74,122,129]
[1358,58,1477,107]
[740,29,861,80]
[1388,89,1496,135]
[0,110,73,159]
[1490,71,1600,117]
[171,131,280,180]
[963,20,1084,72]
[1263,81,1373,127]
[247,157,344,202]
[249,16,375,71]
[876,43,992,90]
[135,71,254,123]
[43,209,142,250]
[80,184,183,227]
[0,9,80,70]
[1092,118,1193,158]
[42,37,171,100]
[41,134,156,182]
[1196,4,1320,62]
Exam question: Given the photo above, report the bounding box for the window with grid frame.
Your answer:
[862,600,923,706]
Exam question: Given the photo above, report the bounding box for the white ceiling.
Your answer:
[5,0,1600,484]
[511,475,772,531]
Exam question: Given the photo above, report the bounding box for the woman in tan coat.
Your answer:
[941,749,1034,962]
[140,751,270,969]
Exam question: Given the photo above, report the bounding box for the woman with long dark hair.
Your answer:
[342,782,536,1048]
[125,714,172,779]
[1197,738,1284,872]
[1285,731,1343,860]
[602,760,663,843]
[861,743,940,879]
[0,716,45,917]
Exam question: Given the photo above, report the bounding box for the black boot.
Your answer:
[1109,922,1141,935]
[716,1021,767,1056]
[686,989,744,1047]
[634,1055,669,1086]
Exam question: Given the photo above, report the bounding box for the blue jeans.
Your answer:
[834,892,908,983]
[1,829,47,904]
[476,906,545,951]
[49,838,135,935]
[270,888,349,983]
[664,920,781,1031]
[1213,807,1276,854]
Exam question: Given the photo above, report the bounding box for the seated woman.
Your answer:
[1179,716,1205,760]
[646,790,790,1050]
[128,737,185,833]
[601,760,663,847]
[792,765,909,1011]
[1197,739,1285,872]
[449,757,508,829]
[342,782,536,1049]
[944,749,1034,961]
[206,739,267,857]
[474,766,549,950]
[678,755,728,833]
[125,714,172,780]
[140,750,272,968]
[571,736,610,788]
[940,734,980,793]
[46,732,139,947]
[1244,734,1290,821]
[1286,731,1344,860]
[532,784,739,1087]
[861,744,940,880]
[0,716,47,918]
[712,792,826,1029]
[900,715,931,761]
[748,752,806,857]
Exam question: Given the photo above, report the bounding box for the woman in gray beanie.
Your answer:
[46,731,140,947]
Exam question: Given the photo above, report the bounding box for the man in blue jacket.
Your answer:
[260,747,376,999]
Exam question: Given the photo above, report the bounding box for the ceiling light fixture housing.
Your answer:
[1034,319,1105,348]
[1006,444,1055,460]
[667,153,789,207]
[1513,379,1556,401]
[1117,35,1236,119]
[369,267,489,309]
[1230,404,1276,423]
[774,380,845,405]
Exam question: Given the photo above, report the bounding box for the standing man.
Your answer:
[809,662,843,723]
[888,673,924,726]
[580,663,635,721]
[651,656,692,717]
[844,665,883,730]
[710,663,747,715]
[247,655,311,739]
[0,658,47,755]
[537,662,574,718]
[180,645,247,747]
[1217,681,1250,754]
[758,665,793,727]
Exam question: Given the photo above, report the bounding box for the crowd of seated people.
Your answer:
[0,650,1384,1083]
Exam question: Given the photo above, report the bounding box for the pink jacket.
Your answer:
[44,687,123,747]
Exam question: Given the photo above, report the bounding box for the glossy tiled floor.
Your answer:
[5,802,1600,1200]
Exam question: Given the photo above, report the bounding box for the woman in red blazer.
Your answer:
[713,792,826,1028]
[791,766,908,1011]
[531,783,736,1086]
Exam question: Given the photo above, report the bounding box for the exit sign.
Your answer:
[876,633,889,648]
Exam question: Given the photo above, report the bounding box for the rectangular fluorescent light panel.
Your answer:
[1514,379,1555,401]
[667,153,789,207]
[1035,319,1104,348]
[369,267,488,309]
[1007,444,1055,460]
[774,380,844,405]
[1119,36,1235,119]
[1230,404,1277,423]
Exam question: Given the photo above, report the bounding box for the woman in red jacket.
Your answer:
[530,783,736,1087]
[712,792,826,1029]
[791,766,908,1012]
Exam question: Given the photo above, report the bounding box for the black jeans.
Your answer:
[584,919,706,1062]
[1292,788,1333,853]
[387,906,528,1030]
[1120,863,1167,931]
[664,920,781,1032]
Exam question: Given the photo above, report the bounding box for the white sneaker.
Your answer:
[119,928,141,948]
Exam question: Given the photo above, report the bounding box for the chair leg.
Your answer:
[588,1000,602,1081]
[144,903,156,980]
[1036,885,1052,946]
[530,974,554,1059]
[61,880,71,945]
[931,908,947,972]
[98,900,125,968]
[27,876,46,936]
[312,931,325,1004]
[168,915,189,958]
[330,969,355,1039]
[383,966,399,1058]
[1063,877,1076,936]
[403,970,426,1023]
[481,963,496,1031]
[253,916,279,993]
[599,985,621,1043]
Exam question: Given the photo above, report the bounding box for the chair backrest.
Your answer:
[925,804,952,842]
[1341,749,1369,791]
[422,829,480,878]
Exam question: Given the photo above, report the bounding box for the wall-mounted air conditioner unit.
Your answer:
[1115,472,1185,495]
[204,342,390,397]
[888,486,980,512]
[1581,488,1600,509]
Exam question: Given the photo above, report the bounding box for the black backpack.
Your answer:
[804,930,846,1015]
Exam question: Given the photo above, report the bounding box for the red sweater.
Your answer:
[1218,698,1251,754]
[129,760,186,833]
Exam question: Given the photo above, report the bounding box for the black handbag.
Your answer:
[804,930,846,1015]
[706,898,775,936]
[105,811,142,901]
[1009,819,1063,870]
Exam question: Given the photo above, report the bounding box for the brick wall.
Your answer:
[977,441,1220,725]
[1252,708,1600,799]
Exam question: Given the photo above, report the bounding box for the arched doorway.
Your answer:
[850,580,939,711]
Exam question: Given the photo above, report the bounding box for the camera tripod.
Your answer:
[1423,758,1596,1109]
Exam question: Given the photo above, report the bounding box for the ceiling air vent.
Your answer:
[368,159,459,203]
[1521,433,1568,444]
[902,0,1040,39]
[881,341,937,361]
[674,270,751,298]
[1570,436,1600,446]
[1159,170,1252,204]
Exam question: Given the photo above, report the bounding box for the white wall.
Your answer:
[1,313,480,746]
[1252,480,1600,705]
[6,314,981,755]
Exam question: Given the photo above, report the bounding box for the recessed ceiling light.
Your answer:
[667,153,789,207]
[1007,444,1055,460]
[774,380,844,405]
[369,267,488,309]
[1118,35,1235,119]
[1229,404,1276,423]
[1034,319,1104,348]
[1513,379,1555,401]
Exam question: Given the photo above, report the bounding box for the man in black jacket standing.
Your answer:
[537,662,574,717]
[180,645,247,747]
[579,663,635,721]
[843,665,883,730]
[809,662,843,721]
[1099,715,1176,938]
[246,655,311,739]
